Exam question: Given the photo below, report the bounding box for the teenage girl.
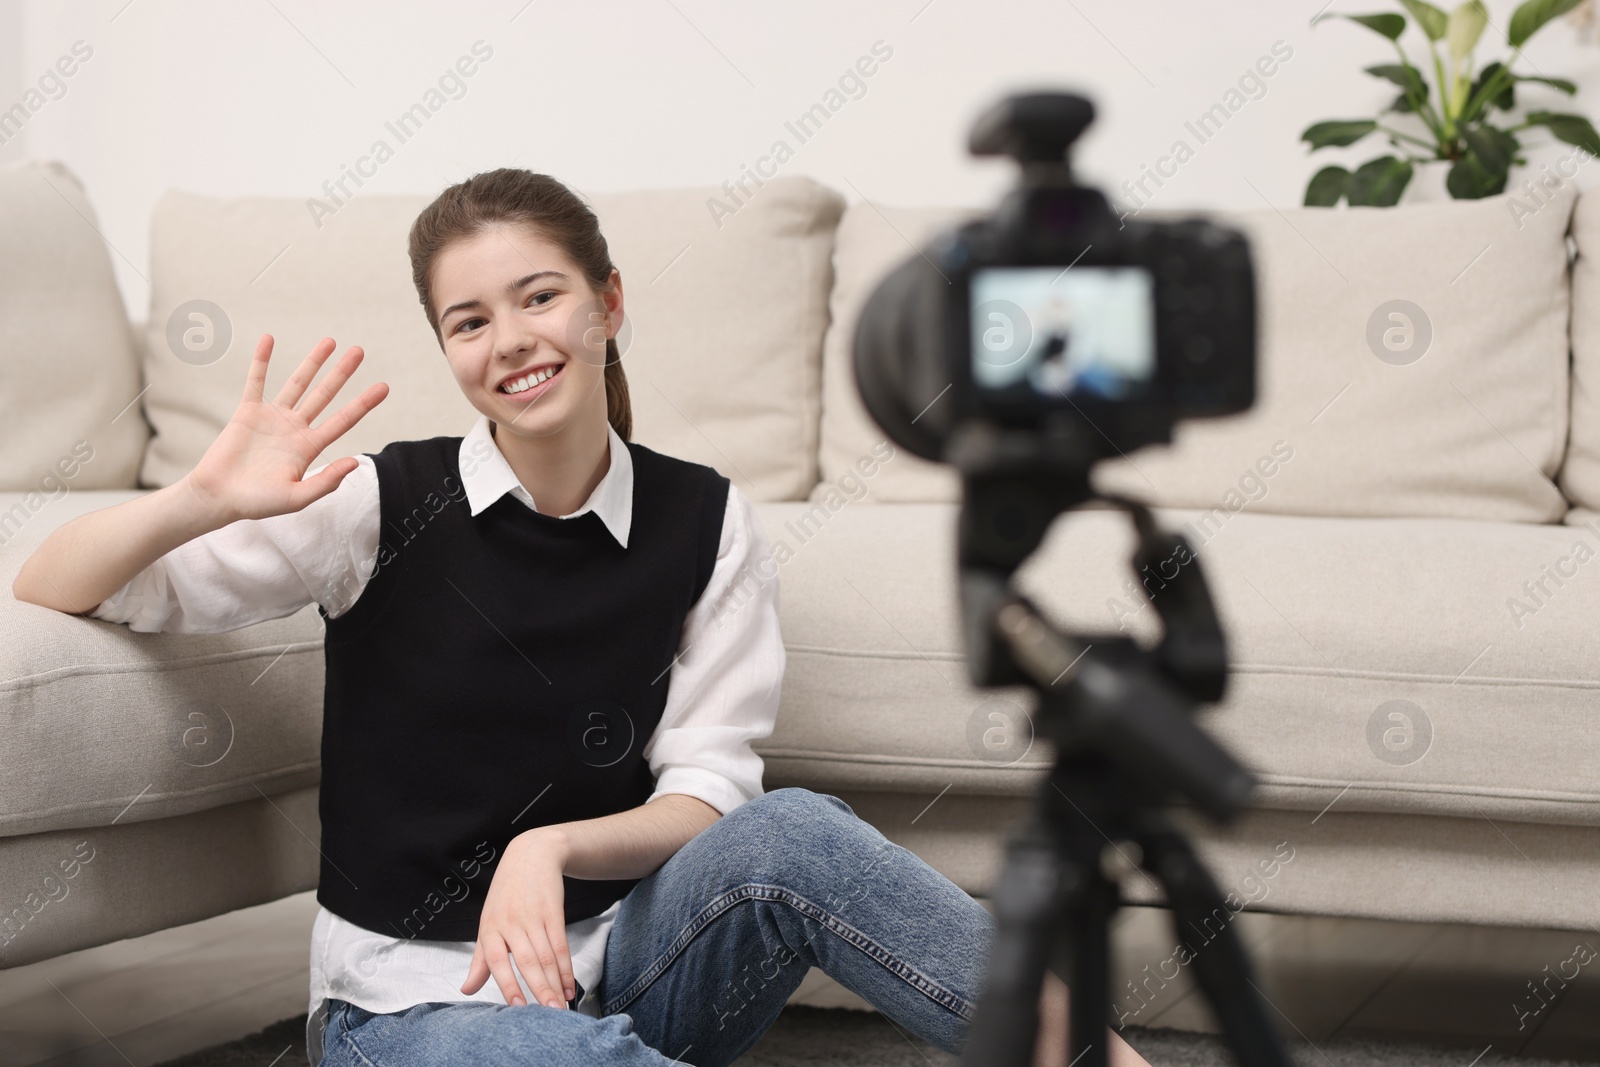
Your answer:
[13,169,1151,1067]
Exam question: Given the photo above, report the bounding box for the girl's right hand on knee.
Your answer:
[459,831,575,1010]
[181,334,389,525]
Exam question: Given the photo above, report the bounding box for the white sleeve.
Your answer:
[88,458,381,634]
[643,482,783,817]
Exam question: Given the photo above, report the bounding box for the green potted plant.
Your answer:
[1301,0,1600,205]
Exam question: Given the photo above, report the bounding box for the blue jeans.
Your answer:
[321,787,997,1066]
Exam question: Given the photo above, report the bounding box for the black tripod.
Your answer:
[950,422,1293,1067]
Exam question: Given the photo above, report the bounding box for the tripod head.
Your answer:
[947,418,1255,823]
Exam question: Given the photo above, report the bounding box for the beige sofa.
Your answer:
[3,157,1597,987]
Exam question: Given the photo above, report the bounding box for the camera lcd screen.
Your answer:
[969,266,1156,402]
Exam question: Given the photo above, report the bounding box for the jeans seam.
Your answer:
[602,882,979,1022]
[339,1028,383,1067]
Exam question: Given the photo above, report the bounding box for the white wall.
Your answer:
[0,1,23,168]
[8,0,1600,323]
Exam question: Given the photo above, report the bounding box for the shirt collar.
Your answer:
[458,413,633,549]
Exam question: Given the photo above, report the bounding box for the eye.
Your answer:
[450,290,557,335]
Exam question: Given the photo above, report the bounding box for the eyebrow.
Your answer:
[439,270,571,324]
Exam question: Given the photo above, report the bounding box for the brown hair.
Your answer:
[408,169,631,440]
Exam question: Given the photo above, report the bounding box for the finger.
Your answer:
[274,337,338,411]
[243,334,274,405]
[460,941,484,995]
[545,917,576,1004]
[511,931,566,1009]
[534,929,570,1009]
[297,344,365,424]
[286,457,358,512]
[308,381,389,451]
[483,939,526,1009]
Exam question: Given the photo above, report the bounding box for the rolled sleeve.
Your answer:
[88,458,380,634]
[643,483,784,817]
[648,765,754,820]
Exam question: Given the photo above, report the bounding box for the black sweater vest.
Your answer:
[315,433,729,941]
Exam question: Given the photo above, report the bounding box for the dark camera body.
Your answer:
[854,94,1258,465]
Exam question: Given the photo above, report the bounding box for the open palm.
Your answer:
[187,334,389,524]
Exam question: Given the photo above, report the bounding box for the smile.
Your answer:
[497,364,563,401]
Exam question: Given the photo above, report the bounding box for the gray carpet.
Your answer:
[143,1008,1596,1066]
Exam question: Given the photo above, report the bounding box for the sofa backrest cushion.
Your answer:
[0,160,148,497]
[814,202,981,503]
[819,184,1577,522]
[1558,188,1600,512]
[140,176,844,500]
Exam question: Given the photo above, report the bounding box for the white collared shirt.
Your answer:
[88,414,784,1066]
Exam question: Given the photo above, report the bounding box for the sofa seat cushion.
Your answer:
[9,490,1597,840]
[1,492,325,839]
[757,498,1600,828]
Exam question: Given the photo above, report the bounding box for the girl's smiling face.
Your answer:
[431,222,622,439]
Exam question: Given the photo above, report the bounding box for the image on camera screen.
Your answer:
[969,265,1155,402]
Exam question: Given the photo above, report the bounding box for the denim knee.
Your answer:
[715,787,893,884]
[736,786,856,826]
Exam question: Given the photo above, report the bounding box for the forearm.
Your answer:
[532,793,722,882]
[11,474,228,615]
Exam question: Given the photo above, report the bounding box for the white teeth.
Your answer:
[499,366,559,393]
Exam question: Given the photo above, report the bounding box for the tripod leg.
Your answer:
[1062,860,1117,1067]
[1137,827,1294,1067]
[962,817,1061,1067]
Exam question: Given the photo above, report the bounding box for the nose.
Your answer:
[490,321,539,366]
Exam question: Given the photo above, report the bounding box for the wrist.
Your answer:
[517,825,572,868]
[172,473,237,531]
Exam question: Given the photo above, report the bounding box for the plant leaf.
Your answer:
[1315,12,1408,39]
[1523,110,1600,154]
[1301,119,1380,149]
[1447,151,1508,197]
[1458,60,1515,125]
[1508,0,1586,47]
[1466,61,1515,118]
[1347,155,1416,206]
[1515,74,1579,94]
[1365,63,1429,97]
[1305,165,1352,206]
[1461,123,1518,173]
[1447,1,1489,59]
[1399,0,1450,39]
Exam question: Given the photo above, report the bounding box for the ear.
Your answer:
[602,269,624,337]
